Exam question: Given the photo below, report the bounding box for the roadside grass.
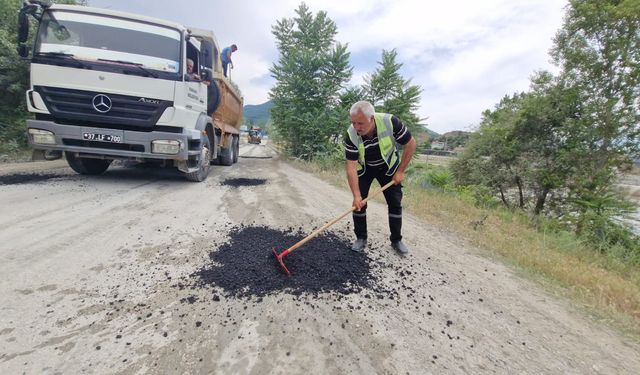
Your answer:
[403,185,640,337]
[290,156,640,338]
[0,144,31,163]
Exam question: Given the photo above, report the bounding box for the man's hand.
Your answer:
[352,195,364,211]
[392,137,415,185]
[392,171,405,185]
[230,62,234,69]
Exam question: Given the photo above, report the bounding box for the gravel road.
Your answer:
[1,142,639,374]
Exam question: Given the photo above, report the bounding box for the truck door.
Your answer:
[184,41,206,114]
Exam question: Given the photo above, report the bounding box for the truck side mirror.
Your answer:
[18,11,29,43]
[17,44,29,58]
[200,68,212,81]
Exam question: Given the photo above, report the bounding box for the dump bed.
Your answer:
[189,27,243,135]
[213,77,243,134]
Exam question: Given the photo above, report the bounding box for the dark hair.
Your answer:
[231,44,238,50]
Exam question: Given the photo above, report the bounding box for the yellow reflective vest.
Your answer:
[347,112,399,176]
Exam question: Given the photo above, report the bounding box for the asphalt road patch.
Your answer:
[193,225,378,298]
[0,172,66,185]
[221,178,267,187]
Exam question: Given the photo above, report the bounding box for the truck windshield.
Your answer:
[35,10,181,75]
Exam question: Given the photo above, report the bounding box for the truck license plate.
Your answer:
[83,132,122,143]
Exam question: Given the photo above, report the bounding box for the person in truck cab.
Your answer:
[186,58,210,85]
[186,58,199,79]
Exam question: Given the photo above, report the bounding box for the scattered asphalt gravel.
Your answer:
[0,172,67,185]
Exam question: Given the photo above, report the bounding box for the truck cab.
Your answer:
[17,1,242,181]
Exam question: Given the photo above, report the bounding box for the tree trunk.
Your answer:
[534,186,550,215]
[515,176,524,208]
[499,186,509,207]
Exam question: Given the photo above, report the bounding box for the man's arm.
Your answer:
[392,136,416,185]
[346,160,364,211]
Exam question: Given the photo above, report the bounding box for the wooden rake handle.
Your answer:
[283,180,396,255]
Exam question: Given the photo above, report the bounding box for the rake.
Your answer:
[272,181,395,276]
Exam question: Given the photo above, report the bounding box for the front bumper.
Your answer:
[26,119,201,162]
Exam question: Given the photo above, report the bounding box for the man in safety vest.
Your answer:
[344,100,417,255]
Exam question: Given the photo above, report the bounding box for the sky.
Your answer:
[87,0,568,134]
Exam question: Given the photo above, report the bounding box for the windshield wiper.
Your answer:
[35,51,89,68]
[97,58,158,78]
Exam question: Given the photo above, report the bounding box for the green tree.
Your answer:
[452,93,528,208]
[0,0,82,154]
[453,0,640,257]
[0,0,31,147]
[363,49,423,134]
[269,3,352,159]
[551,0,640,251]
[552,0,640,189]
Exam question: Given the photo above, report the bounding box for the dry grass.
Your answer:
[415,154,454,167]
[0,148,31,163]
[403,186,640,337]
[290,156,640,337]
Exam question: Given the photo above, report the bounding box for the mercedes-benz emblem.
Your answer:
[92,94,112,113]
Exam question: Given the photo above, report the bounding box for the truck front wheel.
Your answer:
[186,132,212,182]
[65,152,111,175]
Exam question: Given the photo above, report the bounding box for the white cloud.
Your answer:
[88,0,567,133]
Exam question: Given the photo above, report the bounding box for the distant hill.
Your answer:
[423,126,440,139]
[243,100,273,126]
[441,130,470,138]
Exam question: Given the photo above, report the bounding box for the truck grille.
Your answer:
[63,139,145,152]
[35,86,172,130]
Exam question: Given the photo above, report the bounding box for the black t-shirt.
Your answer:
[344,116,412,167]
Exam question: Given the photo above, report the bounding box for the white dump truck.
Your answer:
[17,0,243,181]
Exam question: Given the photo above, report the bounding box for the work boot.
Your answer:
[391,240,409,255]
[351,238,367,253]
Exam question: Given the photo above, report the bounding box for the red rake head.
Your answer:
[272,247,291,276]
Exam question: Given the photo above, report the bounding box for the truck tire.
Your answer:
[218,138,234,166]
[232,135,239,163]
[210,129,221,165]
[65,152,111,175]
[185,131,212,182]
[207,81,221,114]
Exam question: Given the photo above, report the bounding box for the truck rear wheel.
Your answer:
[185,132,212,182]
[232,135,239,163]
[65,152,111,175]
[218,137,235,166]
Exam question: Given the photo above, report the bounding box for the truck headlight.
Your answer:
[152,140,181,154]
[28,129,56,145]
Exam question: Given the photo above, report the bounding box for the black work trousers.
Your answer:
[352,164,403,243]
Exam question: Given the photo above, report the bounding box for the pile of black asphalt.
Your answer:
[220,178,267,187]
[193,225,387,299]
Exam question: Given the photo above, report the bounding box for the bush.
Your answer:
[312,142,344,172]
[455,184,501,209]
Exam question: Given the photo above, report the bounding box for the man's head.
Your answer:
[187,58,194,73]
[231,44,238,52]
[349,101,376,136]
